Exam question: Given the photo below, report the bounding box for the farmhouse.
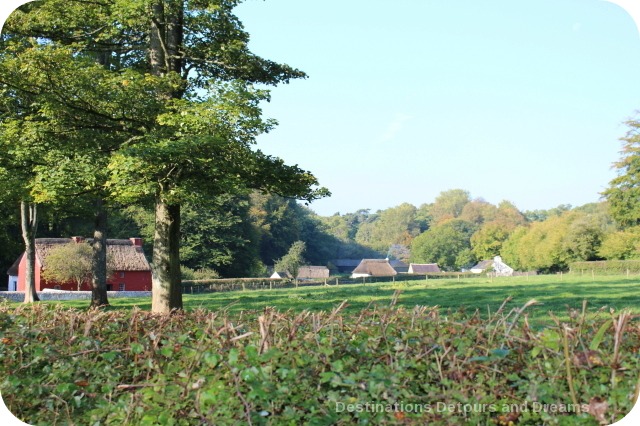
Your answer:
[470,256,514,277]
[408,263,441,274]
[9,237,151,292]
[296,266,330,280]
[351,259,397,278]
[470,259,493,274]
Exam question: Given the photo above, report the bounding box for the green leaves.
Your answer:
[1,301,639,425]
[603,119,640,228]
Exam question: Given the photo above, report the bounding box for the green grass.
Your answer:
[50,274,640,325]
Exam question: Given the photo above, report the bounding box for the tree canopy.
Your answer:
[603,118,640,228]
[1,0,329,312]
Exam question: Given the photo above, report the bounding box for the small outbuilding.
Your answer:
[6,255,21,291]
[389,260,409,273]
[351,259,398,278]
[408,263,441,274]
[331,259,361,274]
[296,266,330,280]
[270,271,293,279]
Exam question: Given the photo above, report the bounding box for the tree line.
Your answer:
[2,182,636,284]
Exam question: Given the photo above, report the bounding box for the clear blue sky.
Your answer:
[232,0,640,216]
[2,1,640,217]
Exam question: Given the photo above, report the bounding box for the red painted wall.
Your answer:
[16,255,151,291]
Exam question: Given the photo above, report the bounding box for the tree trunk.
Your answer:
[149,0,185,314]
[90,198,109,307]
[151,193,183,313]
[20,201,39,303]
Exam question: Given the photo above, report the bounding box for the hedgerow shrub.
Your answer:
[0,299,638,425]
[570,260,640,275]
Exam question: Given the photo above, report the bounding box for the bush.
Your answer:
[1,301,638,425]
[181,266,220,281]
[569,260,640,275]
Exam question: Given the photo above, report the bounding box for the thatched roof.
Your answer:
[471,260,493,271]
[409,263,441,274]
[104,239,150,271]
[34,238,150,271]
[297,266,330,279]
[352,259,397,277]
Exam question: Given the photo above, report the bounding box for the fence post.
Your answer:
[336,278,339,286]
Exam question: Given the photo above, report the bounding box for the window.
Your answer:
[106,284,113,291]
[53,285,61,290]
[119,283,126,291]
[119,272,125,278]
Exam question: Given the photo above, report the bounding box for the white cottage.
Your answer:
[6,254,21,291]
[470,256,514,276]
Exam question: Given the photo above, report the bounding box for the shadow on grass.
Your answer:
[42,276,640,325]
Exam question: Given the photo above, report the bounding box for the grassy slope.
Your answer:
[53,274,640,325]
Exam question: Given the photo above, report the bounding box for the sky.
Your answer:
[2,1,640,218]
[228,0,640,216]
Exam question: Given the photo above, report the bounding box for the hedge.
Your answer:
[569,260,640,275]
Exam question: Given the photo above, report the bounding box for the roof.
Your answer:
[389,260,409,268]
[409,263,441,274]
[297,266,330,279]
[352,259,397,276]
[471,260,494,270]
[332,259,361,267]
[270,271,292,279]
[6,253,23,276]
[34,238,150,272]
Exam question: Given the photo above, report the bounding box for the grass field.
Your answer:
[51,274,640,325]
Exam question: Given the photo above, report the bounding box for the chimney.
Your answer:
[129,237,143,246]
[71,236,84,243]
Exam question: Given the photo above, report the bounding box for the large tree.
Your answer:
[2,0,327,313]
[354,203,419,253]
[429,189,471,226]
[410,219,476,271]
[603,118,640,228]
[41,242,115,291]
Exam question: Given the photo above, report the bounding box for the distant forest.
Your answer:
[1,187,632,282]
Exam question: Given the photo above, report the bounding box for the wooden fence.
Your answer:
[181,272,481,294]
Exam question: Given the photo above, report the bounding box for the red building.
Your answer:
[12,237,152,292]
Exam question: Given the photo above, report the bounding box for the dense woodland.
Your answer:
[0,186,636,283]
